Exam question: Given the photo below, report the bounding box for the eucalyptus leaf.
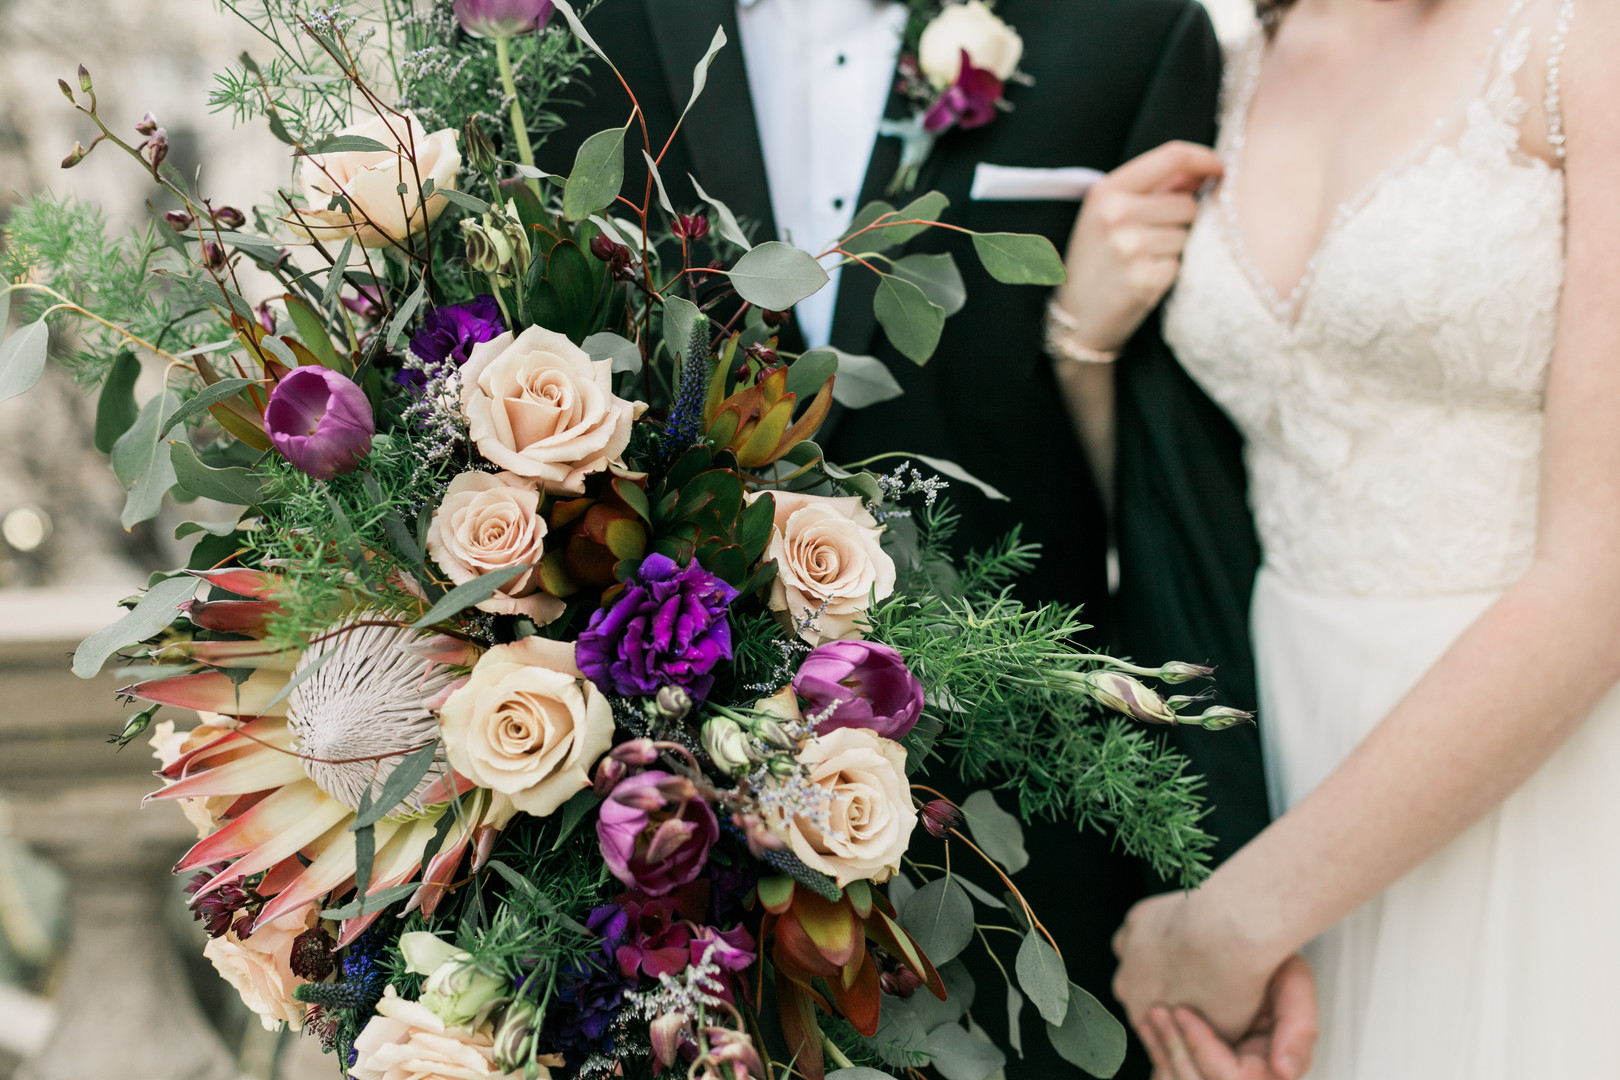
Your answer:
[388,276,428,350]
[899,877,974,966]
[258,335,297,369]
[584,331,642,375]
[307,134,392,155]
[885,869,917,911]
[551,0,616,72]
[689,174,751,250]
[786,348,839,400]
[925,1022,1005,1080]
[892,252,967,316]
[169,441,264,506]
[436,187,492,215]
[726,241,830,310]
[970,231,1067,286]
[1016,930,1070,1026]
[111,391,181,528]
[1006,984,1027,1058]
[886,191,951,244]
[323,239,354,311]
[641,150,675,216]
[159,379,257,438]
[679,26,728,121]
[826,350,903,410]
[827,1071,904,1080]
[874,275,944,364]
[93,351,142,453]
[840,200,896,255]
[0,284,11,335]
[563,123,628,223]
[174,519,243,539]
[663,296,705,361]
[410,565,529,627]
[1046,981,1129,1078]
[352,743,440,828]
[73,574,197,679]
[962,789,1029,873]
[320,881,420,920]
[954,876,1006,910]
[0,319,50,404]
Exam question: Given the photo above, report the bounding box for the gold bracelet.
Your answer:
[1043,300,1120,364]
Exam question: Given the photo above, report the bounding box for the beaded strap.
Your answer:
[1545,0,1575,161]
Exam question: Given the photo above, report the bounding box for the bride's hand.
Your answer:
[1144,955,1318,1080]
[1111,890,1282,1043]
[1053,140,1224,354]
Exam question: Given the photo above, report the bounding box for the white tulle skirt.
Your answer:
[1251,568,1620,1079]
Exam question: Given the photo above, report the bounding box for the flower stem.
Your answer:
[821,1034,855,1070]
[493,36,541,198]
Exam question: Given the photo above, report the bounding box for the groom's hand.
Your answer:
[1143,955,1318,1080]
[1053,140,1224,354]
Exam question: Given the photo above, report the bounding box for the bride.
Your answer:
[1050,0,1619,1075]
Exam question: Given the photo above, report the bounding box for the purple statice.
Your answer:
[399,295,505,389]
[575,554,738,702]
[542,902,639,1065]
[923,51,1003,133]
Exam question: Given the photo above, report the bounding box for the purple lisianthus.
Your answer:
[793,639,925,740]
[597,770,719,897]
[923,50,1003,134]
[542,901,638,1063]
[400,295,506,389]
[575,553,738,702]
[264,366,375,480]
[454,0,553,38]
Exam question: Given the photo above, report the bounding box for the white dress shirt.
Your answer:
[736,0,906,348]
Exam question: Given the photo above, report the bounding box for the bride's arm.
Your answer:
[1114,6,1620,1041]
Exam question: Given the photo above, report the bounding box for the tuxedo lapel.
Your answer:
[643,0,779,247]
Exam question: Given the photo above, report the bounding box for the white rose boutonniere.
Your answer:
[882,0,1027,192]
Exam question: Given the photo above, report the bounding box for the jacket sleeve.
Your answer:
[1111,4,1272,870]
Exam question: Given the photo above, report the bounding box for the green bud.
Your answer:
[60,141,90,169]
[492,1000,539,1070]
[57,79,74,101]
[1081,670,1177,725]
[422,958,509,1028]
[77,64,92,93]
[461,217,513,276]
[463,115,498,175]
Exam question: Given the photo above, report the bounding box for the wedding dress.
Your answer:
[1162,0,1620,1075]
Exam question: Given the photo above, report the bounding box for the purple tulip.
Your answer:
[264,366,375,480]
[575,553,738,702]
[454,0,554,38]
[401,295,506,389]
[596,771,718,896]
[923,51,1003,134]
[792,639,925,740]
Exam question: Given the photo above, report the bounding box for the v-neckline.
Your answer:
[1216,0,1528,331]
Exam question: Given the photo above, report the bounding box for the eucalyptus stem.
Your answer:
[493,37,541,197]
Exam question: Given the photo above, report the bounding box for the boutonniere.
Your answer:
[881,0,1028,193]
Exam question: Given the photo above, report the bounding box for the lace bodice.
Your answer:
[1163,0,1574,597]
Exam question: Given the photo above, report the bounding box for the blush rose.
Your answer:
[749,491,896,645]
[438,637,614,817]
[460,326,644,494]
[772,726,917,888]
[427,470,563,624]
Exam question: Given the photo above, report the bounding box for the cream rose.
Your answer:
[438,637,614,817]
[775,727,917,888]
[917,0,1024,89]
[287,112,460,247]
[752,490,896,645]
[352,987,544,1080]
[427,470,563,624]
[151,716,240,839]
[202,902,317,1031]
[461,326,645,494]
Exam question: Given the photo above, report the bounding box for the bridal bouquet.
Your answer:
[0,3,1239,1078]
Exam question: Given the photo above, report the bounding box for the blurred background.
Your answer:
[0,0,1250,1077]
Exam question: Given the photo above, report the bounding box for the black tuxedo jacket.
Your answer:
[541,4,1266,1075]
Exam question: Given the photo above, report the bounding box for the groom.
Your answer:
[544,1,1277,1075]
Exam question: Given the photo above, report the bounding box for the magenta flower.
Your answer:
[923,51,1003,134]
[792,639,925,740]
[264,366,375,480]
[454,0,553,38]
[596,771,718,897]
